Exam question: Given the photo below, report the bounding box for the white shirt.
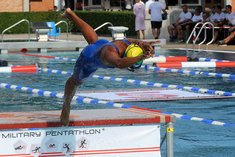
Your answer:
[178,11,192,23]
[225,12,235,25]
[145,0,154,10]
[191,14,203,22]
[209,13,216,22]
[149,1,165,21]
[213,12,225,22]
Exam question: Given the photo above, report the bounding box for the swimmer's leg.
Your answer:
[62,8,98,44]
[60,76,82,126]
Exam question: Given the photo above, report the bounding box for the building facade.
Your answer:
[0,0,55,12]
[0,0,234,12]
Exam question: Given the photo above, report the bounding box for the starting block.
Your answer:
[108,26,129,40]
[0,108,174,157]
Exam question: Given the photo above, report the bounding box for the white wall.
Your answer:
[226,0,232,5]
[23,0,29,12]
[54,0,64,10]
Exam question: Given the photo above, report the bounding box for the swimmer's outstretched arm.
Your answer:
[62,8,98,44]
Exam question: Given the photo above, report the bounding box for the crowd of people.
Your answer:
[133,0,235,45]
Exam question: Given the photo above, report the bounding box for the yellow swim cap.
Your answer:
[125,44,143,57]
[124,44,143,69]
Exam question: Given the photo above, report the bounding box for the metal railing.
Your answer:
[186,22,204,45]
[1,19,30,42]
[186,22,215,51]
[55,20,69,40]
[203,22,215,45]
[94,22,113,32]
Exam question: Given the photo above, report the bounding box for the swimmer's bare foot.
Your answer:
[61,8,72,19]
[60,105,70,126]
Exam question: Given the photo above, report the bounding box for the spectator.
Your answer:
[212,5,225,25]
[76,0,83,10]
[186,8,203,42]
[133,0,146,39]
[53,6,58,11]
[217,5,235,45]
[224,5,235,30]
[188,8,203,29]
[145,0,154,11]
[193,11,211,43]
[202,11,210,22]
[144,0,154,20]
[209,6,216,22]
[217,31,235,46]
[167,5,192,42]
[148,0,167,39]
[210,5,226,42]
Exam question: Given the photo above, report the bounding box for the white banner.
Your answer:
[0,125,161,157]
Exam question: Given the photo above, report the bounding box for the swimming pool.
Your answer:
[0,49,235,157]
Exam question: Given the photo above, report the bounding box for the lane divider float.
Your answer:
[143,65,235,80]
[153,61,235,68]
[198,57,229,62]
[10,52,230,63]
[143,56,190,64]
[0,65,37,73]
[0,82,234,127]
[10,52,76,62]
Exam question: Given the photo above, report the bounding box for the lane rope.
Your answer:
[0,82,234,127]
[40,68,235,97]
[12,52,230,63]
[143,65,235,80]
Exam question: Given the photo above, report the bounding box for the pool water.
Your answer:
[0,50,235,157]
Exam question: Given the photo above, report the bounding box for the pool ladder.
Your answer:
[94,22,113,31]
[1,19,31,42]
[186,22,215,52]
[54,20,69,40]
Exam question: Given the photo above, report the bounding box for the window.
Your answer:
[166,0,178,6]
[92,0,101,5]
[110,0,121,6]
[180,0,201,5]
[83,0,88,6]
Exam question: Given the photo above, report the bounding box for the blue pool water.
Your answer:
[0,49,235,157]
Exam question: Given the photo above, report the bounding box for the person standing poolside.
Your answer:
[148,0,167,39]
[133,0,146,39]
[60,8,155,126]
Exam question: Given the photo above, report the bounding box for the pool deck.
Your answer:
[1,33,235,53]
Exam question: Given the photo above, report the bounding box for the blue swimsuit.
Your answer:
[73,39,130,81]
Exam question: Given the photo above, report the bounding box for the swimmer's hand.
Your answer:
[61,8,72,19]
[140,52,153,60]
[137,41,155,58]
